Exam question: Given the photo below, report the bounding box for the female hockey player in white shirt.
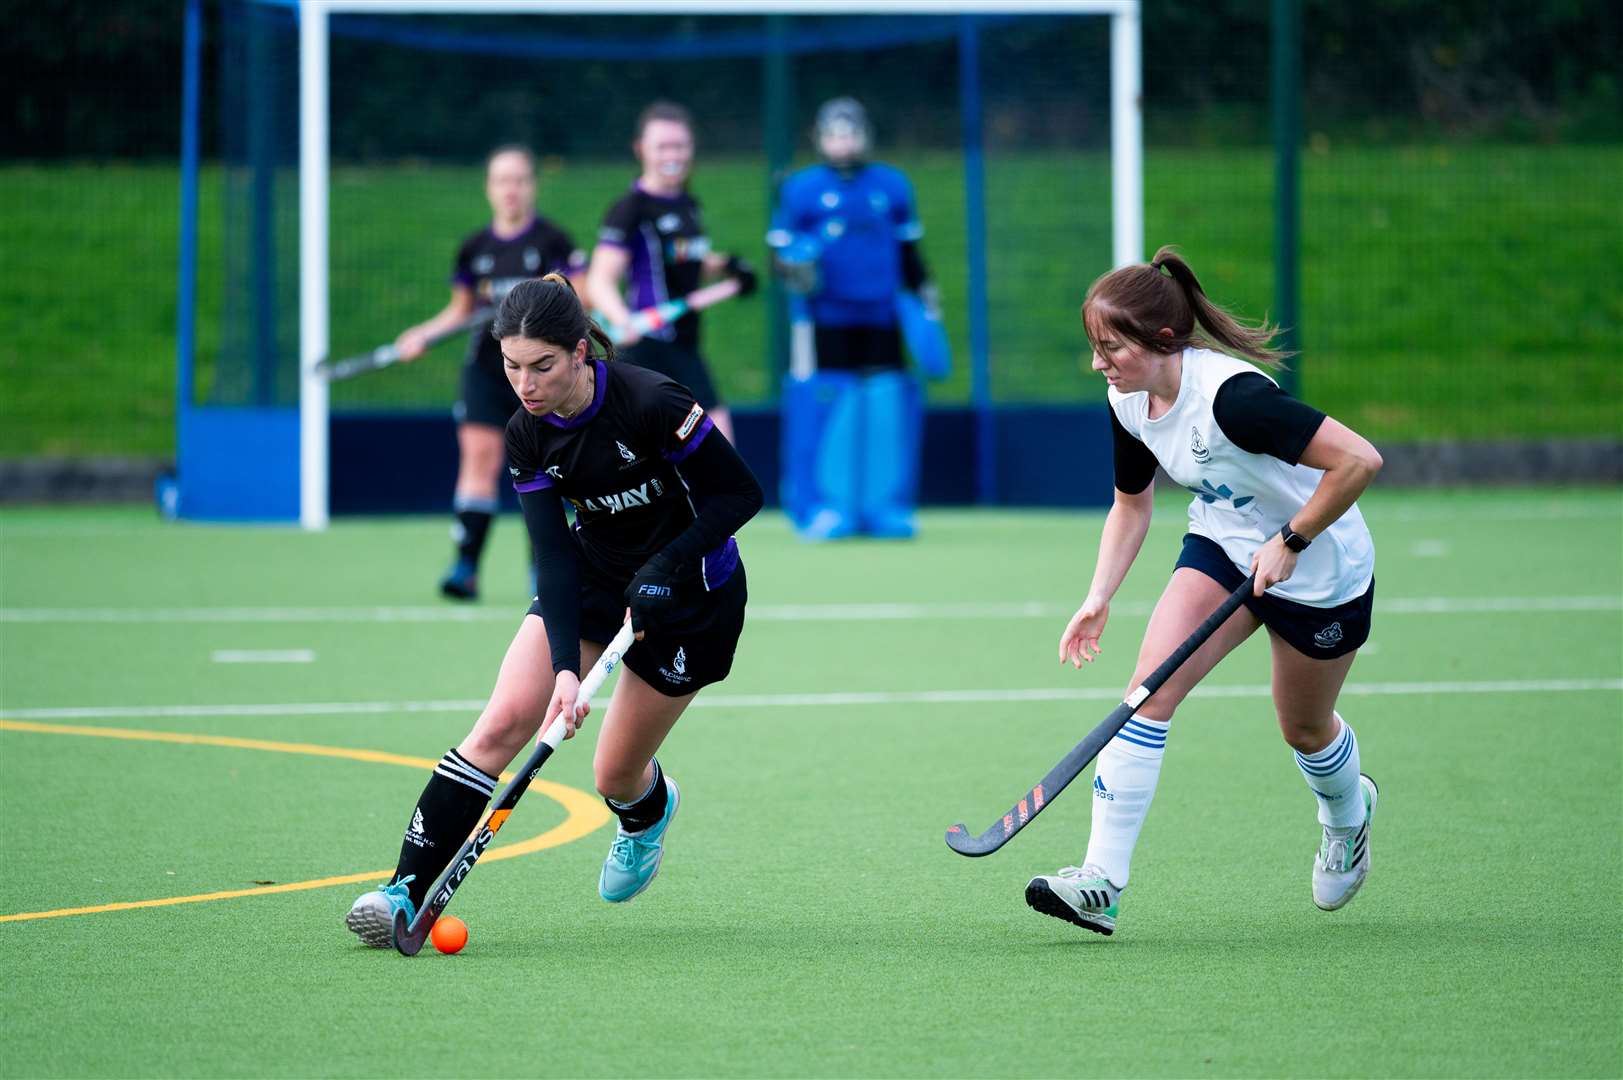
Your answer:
[1026,246,1384,937]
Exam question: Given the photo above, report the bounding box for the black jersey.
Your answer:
[506,360,736,590]
[597,183,709,347]
[451,217,584,368]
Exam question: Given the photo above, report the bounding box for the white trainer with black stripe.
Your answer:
[1313,773,1378,911]
[1024,864,1121,936]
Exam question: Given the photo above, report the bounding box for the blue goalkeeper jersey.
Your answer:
[769,162,923,327]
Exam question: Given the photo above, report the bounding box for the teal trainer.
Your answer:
[599,777,680,903]
[1025,864,1121,936]
[345,876,416,948]
[1313,773,1378,911]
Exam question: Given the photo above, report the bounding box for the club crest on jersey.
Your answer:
[1313,622,1345,649]
[820,190,840,208]
[616,440,639,465]
[523,247,540,272]
[676,403,705,440]
[472,254,495,274]
[656,212,683,233]
[545,465,563,480]
[1191,427,1211,463]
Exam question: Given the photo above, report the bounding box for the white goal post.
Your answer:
[297,0,1143,529]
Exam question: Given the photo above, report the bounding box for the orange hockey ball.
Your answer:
[430,916,468,955]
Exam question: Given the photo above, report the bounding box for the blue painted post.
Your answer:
[958,16,995,504]
[175,0,202,433]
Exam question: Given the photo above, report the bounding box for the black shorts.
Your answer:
[813,324,905,373]
[1176,533,1373,659]
[454,360,521,428]
[618,338,722,409]
[528,563,747,697]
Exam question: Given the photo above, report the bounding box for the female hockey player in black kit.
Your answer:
[393,145,585,601]
[347,273,762,945]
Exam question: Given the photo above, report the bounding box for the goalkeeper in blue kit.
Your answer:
[768,98,948,540]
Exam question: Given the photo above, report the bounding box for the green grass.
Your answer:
[2,489,1620,1077]
[2,146,1621,456]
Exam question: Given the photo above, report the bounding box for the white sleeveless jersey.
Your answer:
[1108,348,1374,606]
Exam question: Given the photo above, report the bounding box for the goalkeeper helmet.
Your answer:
[815,97,870,165]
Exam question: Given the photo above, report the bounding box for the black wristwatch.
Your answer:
[1279,521,1312,553]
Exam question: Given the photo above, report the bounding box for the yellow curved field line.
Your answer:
[0,719,610,923]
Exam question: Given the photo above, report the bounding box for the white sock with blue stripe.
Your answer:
[1294,713,1364,830]
[1082,716,1170,889]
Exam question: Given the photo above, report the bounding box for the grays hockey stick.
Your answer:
[945,575,1255,857]
[392,621,635,955]
[315,308,496,382]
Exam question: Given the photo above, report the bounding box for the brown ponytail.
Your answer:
[492,272,616,361]
[1084,245,1289,368]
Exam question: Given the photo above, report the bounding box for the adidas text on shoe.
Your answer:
[599,777,680,903]
[1313,773,1378,911]
[345,876,416,948]
[1025,864,1120,936]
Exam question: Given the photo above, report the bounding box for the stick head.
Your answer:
[944,823,998,857]
[391,908,430,957]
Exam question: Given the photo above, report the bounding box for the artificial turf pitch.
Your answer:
[2,490,1619,1077]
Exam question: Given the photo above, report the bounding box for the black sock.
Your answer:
[606,758,667,833]
[452,496,498,566]
[392,749,497,908]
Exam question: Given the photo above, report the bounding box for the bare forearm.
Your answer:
[1086,494,1154,603]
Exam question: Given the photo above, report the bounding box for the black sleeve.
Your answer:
[1110,409,1159,495]
[597,195,640,249]
[518,490,583,678]
[652,431,764,574]
[450,233,479,289]
[899,240,929,292]
[1212,373,1326,465]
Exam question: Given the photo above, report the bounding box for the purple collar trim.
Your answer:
[541,360,608,430]
[633,178,688,202]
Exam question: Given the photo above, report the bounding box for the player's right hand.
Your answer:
[542,671,588,742]
[395,328,431,361]
[1059,596,1109,668]
[613,318,643,348]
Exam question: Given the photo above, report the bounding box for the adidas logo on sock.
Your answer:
[1093,775,1115,801]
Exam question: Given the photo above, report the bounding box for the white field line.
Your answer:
[210,649,315,664]
[2,679,1618,723]
[1,594,1618,624]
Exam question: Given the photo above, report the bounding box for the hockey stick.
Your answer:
[315,308,496,382]
[392,620,636,955]
[596,277,742,345]
[945,575,1255,857]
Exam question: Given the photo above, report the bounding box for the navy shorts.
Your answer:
[454,360,521,428]
[813,324,905,373]
[528,563,747,697]
[1175,533,1373,659]
[618,338,722,409]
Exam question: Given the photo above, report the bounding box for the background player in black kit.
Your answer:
[393,145,585,601]
[586,101,757,446]
[346,273,762,945]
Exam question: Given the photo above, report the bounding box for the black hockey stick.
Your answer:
[392,621,635,955]
[945,575,1255,857]
[315,308,496,382]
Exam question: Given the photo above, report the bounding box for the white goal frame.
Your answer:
[296,0,1142,528]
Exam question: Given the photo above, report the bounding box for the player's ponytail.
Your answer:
[1083,245,1288,368]
[492,273,615,361]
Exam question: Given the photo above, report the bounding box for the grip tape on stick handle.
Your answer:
[538,621,635,751]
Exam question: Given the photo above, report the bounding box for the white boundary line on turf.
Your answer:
[2,679,1618,723]
[1,594,1618,624]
